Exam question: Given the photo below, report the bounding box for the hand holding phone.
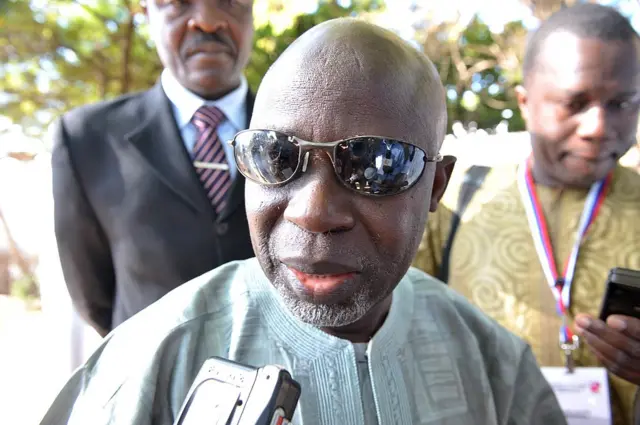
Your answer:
[573,268,640,386]
[599,268,640,321]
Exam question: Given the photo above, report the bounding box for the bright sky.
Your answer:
[381,0,535,36]
[257,0,640,45]
[253,0,536,34]
[380,0,640,38]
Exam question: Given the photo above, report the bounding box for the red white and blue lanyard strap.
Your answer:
[517,159,612,346]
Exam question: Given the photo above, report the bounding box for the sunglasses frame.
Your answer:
[227,129,443,197]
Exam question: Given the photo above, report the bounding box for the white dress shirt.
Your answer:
[161,70,249,180]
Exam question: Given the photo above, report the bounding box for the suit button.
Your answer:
[216,223,228,235]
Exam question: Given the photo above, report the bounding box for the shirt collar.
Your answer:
[161,69,248,131]
[246,257,413,360]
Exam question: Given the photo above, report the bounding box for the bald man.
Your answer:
[39,19,567,425]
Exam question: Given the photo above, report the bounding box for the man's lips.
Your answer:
[562,149,617,162]
[280,258,361,297]
[569,153,613,162]
[280,258,360,275]
[288,267,357,296]
[186,42,231,57]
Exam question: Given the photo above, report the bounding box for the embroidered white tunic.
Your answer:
[40,258,567,425]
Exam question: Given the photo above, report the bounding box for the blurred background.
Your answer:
[0,0,639,424]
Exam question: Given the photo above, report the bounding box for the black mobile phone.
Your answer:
[598,267,640,322]
[173,357,301,425]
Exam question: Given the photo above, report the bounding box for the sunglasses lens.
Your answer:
[233,131,299,184]
[335,137,426,196]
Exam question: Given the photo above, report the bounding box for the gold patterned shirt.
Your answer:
[413,163,640,425]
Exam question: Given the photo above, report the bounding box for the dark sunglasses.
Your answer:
[228,129,442,197]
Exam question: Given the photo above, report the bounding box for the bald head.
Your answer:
[251,18,447,155]
[244,19,455,334]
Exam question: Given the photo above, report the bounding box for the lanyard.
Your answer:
[517,159,612,348]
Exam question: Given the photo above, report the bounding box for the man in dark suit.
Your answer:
[51,0,256,337]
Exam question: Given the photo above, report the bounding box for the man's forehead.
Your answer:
[251,19,446,153]
[534,32,639,86]
[251,84,438,151]
[252,77,443,154]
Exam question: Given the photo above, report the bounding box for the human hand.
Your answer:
[575,314,640,385]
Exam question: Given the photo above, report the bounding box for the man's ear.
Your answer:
[430,155,456,212]
[515,85,529,124]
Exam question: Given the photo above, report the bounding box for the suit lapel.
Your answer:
[217,91,254,222]
[125,84,213,216]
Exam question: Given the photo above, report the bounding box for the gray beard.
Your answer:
[272,279,386,328]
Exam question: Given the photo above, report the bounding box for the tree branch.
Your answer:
[478,90,512,110]
[73,0,111,24]
[449,41,469,82]
[119,0,136,94]
[468,44,497,58]
[467,59,498,76]
[52,28,104,70]
[439,55,451,86]
[0,208,36,285]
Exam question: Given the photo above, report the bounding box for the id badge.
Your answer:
[541,367,611,425]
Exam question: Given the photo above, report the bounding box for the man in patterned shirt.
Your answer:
[414,4,640,424]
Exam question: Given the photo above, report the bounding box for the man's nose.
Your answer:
[188,1,226,33]
[283,156,356,234]
[576,104,607,141]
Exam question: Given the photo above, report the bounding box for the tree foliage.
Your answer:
[417,16,528,132]
[0,0,383,137]
[0,0,158,136]
[1,0,635,139]
[519,0,595,19]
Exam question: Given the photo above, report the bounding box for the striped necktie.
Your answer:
[191,106,232,214]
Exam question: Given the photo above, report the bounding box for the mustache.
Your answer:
[270,228,379,274]
[182,30,235,56]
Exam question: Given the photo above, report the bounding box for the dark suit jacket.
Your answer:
[52,83,255,337]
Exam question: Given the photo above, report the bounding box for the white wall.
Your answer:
[0,153,101,425]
